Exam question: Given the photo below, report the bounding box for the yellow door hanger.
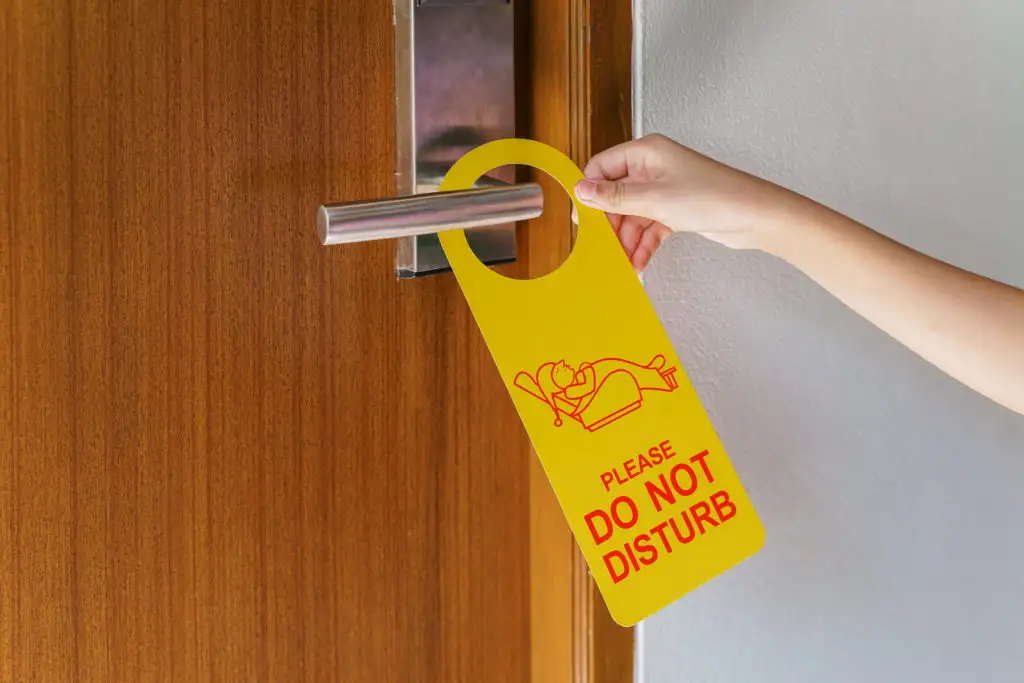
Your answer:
[439,139,765,626]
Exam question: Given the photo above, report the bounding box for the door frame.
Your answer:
[521,2,636,682]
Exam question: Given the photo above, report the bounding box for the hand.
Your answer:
[573,134,809,272]
[573,136,1024,417]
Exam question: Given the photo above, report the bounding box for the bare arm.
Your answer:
[770,203,1024,414]
[574,134,1024,416]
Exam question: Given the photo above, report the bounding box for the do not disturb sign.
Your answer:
[439,139,765,626]
[589,439,742,586]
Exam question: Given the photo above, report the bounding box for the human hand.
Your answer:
[573,134,808,272]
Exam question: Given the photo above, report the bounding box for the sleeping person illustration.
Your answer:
[514,355,680,432]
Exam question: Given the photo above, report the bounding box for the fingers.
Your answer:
[571,134,679,272]
[581,139,637,182]
[581,134,666,182]
[630,224,671,272]
[569,203,669,272]
[618,217,667,272]
[574,178,660,220]
[617,215,650,256]
[570,203,622,229]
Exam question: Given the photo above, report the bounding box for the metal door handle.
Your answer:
[317,183,544,246]
[321,0,523,278]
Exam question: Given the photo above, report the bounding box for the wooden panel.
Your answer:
[0,5,11,679]
[0,1,531,681]
[520,1,636,682]
[521,0,578,679]
[581,2,637,679]
[582,0,637,678]
[587,0,635,156]
[568,2,637,682]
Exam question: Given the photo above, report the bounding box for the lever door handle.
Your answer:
[325,0,522,276]
[317,183,544,246]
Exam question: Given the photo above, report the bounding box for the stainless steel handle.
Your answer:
[317,183,544,246]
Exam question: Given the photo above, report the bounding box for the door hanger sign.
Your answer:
[439,139,765,626]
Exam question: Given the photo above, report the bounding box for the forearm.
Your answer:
[766,203,1024,416]
[576,134,1024,415]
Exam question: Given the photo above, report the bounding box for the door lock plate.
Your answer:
[394,0,517,278]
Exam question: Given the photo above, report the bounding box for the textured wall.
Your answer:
[636,1,1024,681]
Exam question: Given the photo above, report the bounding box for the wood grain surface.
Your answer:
[571,2,637,682]
[584,1,637,679]
[0,1,531,681]
[519,0,578,680]
[521,1,636,682]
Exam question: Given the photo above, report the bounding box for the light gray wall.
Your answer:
[635,1,1024,681]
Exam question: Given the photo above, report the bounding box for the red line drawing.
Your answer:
[514,355,680,432]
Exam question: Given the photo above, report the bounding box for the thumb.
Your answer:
[574,179,656,217]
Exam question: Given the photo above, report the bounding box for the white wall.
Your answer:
[636,1,1024,681]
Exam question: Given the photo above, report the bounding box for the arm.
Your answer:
[574,134,1024,416]
[770,203,1024,415]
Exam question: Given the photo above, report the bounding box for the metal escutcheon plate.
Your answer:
[394,0,518,278]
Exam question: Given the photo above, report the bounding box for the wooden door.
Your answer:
[1,1,633,681]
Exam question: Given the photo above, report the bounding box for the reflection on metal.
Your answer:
[318,183,543,246]
[394,0,517,278]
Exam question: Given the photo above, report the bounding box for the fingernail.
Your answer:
[575,179,598,202]
[570,205,579,223]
